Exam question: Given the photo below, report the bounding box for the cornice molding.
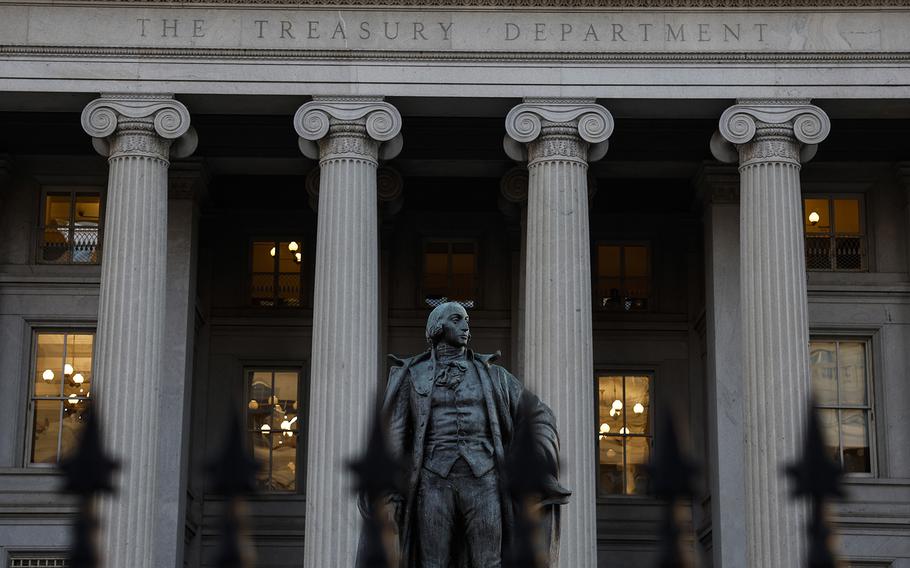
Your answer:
[60,0,910,7]
[4,46,910,65]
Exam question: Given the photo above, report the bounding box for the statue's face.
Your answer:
[439,304,470,347]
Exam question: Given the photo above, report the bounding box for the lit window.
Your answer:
[810,339,874,474]
[421,240,478,308]
[29,331,94,464]
[597,374,652,495]
[247,369,301,492]
[251,240,303,307]
[38,189,102,264]
[596,244,650,311]
[804,197,865,271]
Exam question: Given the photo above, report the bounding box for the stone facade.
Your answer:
[0,2,909,568]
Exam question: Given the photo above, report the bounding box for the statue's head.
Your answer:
[425,302,470,348]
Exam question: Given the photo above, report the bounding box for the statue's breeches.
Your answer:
[417,459,502,568]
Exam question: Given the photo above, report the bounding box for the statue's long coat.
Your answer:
[379,349,570,568]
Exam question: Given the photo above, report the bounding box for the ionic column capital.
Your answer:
[81,94,197,162]
[504,98,614,164]
[711,100,830,166]
[294,97,403,162]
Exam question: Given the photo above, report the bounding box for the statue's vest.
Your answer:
[423,359,495,478]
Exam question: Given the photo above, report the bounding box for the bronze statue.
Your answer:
[379,302,570,567]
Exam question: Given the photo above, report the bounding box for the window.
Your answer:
[810,339,874,474]
[251,240,303,307]
[38,188,103,264]
[595,244,650,311]
[29,331,94,464]
[597,374,652,495]
[804,196,865,271]
[246,369,301,492]
[421,240,478,308]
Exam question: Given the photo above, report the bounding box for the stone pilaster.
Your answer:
[505,99,613,568]
[712,100,830,568]
[156,160,207,568]
[81,94,196,568]
[500,166,529,379]
[695,163,746,568]
[897,163,910,277]
[294,97,402,568]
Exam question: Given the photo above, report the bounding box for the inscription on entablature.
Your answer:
[1,6,907,54]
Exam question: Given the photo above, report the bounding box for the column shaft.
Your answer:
[82,96,194,568]
[95,151,168,567]
[740,149,810,566]
[306,147,378,567]
[294,99,402,567]
[525,152,597,568]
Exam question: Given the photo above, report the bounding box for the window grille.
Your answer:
[38,188,102,265]
[247,369,302,492]
[9,556,69,567]
[250,239,303,307]
[595,243,650,311]
[810,339,875,474]
[597,374,652,496]
[804,197,866,271]
[421,240,479,308]
[28,331,95,464]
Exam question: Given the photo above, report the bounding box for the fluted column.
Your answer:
[712,100,830,567]
[294,97,402,567]
[505,99,613,568]
[81,94,196,568]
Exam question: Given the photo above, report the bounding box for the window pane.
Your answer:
[625,376,650,436]
[31,400,62,464]
[271,435,297,491]
[804,198,830,234]
[598,376,624,432]
[598,435,623,495]
[625,436,650,496]
[278,241,302,274]
[72,194,101,263]
[35,334,65,398]
[834,237,863,271]
[63,333,93,399]
[817,409,840,466]
[597,245,621,278]
[60,398,91,459]
[624,277,649,311]
[251,273,275,306]
[805,236,833,270]
[837,342,867,406]
[252,428,272,490]
[277,273,301,307]
[624,246,648,278]
[840,409,871,473]
[251,241,275,273]
[833,199,860,235]
[810,341,837,405]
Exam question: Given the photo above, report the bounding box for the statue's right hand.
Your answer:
[386,494,405,533]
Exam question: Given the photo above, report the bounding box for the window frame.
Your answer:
[802,193,867,272]
[36,186,105,266]
[248,237,307,309]
[594,370,656,498]
[418,238,481,309]
[593,241,652,313]
[24,327,96,468]
[243,365,307,494]
[809,335,877,478]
